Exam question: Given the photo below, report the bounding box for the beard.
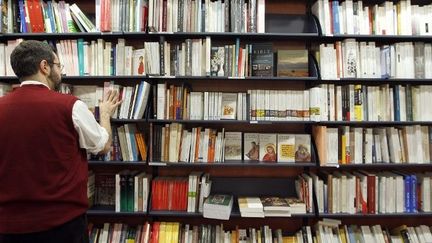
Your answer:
[48,69,62,91]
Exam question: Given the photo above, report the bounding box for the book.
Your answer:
[251,43,274,77]
[276,50,309,77]
[295,134,312,162]
[203,194,233,220]
[224,132,242,161]
[277,134,295,163]
[244,133,260,161]
[221,92,237,120]
[259,133,277,162]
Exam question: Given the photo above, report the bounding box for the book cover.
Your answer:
[132,48,146,75]
[277,134,295,163]
[244,133,260,161]
[221,92,237,120]
[276,50,309,77]
[224,132,242,161]
[295,134,311,162]
[210,46,225,76]
[251,43,274,77]
[259,133,277,162]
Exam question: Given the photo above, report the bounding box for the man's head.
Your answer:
[10,40,62,90]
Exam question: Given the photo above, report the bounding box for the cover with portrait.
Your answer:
[294,134,311,162]
[259,133,277,162]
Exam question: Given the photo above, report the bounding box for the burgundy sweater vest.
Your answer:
[0,85,88,233]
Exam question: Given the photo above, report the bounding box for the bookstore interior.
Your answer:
[2,0,432,242]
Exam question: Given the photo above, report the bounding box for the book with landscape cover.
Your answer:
[277,50,309,77]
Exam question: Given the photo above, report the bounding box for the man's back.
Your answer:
[0,85,88,233]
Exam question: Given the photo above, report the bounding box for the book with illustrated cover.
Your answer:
[210,46,225,76]
[251,43,274,77]
[259,133,277,162]
[221,93,237,120]
[295,134,311,162]
[276,50,309,77]
[224,132,242,161]
[244,133,260,161]
[132,48,146,75]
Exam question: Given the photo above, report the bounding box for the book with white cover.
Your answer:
[224,132,242,161]
[244,133,260,161]
[259,133,277,162]
[221,92,237,120]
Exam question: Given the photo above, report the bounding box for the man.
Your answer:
[0,40,121,242]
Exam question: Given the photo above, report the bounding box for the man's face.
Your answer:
[48,54,62,90]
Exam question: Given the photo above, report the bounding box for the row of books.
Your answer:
[56,82,432,123]
[151,173,211,213]
[313,0,432,36]
[63,81,151,121]
[150,124,312,163]
[155,83,247,120]
[312,84,432,122]
[318,40,432,79]
[67,82,432,123]
[238,196,307,218]
[315,219,432,243]
[147,0,265,33]
[146,40,308,78]
[0,0,96,34]
[98,0,148,32]
[313,125,432,165]
[312,171,432,214]
[88,170,151,213]
[0,39,308,78]
[87,220,432,243]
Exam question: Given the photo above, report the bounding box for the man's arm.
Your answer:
[72,89,122,155]
[97,89,122,154]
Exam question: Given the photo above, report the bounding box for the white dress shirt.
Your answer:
[21,81,109,154]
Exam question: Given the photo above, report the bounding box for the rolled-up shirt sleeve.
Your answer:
[72,100,109,154]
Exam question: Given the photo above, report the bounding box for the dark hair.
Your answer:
[10,40,55,79]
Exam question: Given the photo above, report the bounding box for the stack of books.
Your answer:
[203,194,233,220]
[286,198,307,214]
[238,197,265,217]
[260,197,291,217]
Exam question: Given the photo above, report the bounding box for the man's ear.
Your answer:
[40,60,50,75]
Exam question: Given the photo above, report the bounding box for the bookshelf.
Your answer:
[2,0,432,241]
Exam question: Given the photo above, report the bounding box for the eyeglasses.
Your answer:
[52,62,64,70]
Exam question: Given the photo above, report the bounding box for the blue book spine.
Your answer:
[18,0,27,33]
[46,1,56,33]
[393,85,400,121]
[410,175,417,213]
[332,1,340,34]
[77,39,84,76]
[110,46,117,76]
[404,175,411,213]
